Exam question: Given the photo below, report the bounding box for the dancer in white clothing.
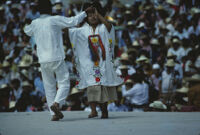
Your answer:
[24,0,93,121]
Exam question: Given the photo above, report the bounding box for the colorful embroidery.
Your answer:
[93,65,102,83]
[94,61,99,66]
[95,77,100,82]
[88,35,106,62]
[109,38,112,44]
[71,43,74,48]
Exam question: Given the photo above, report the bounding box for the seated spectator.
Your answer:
[122,74,149,112]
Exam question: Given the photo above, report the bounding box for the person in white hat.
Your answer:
[122,74,149,112]
[24,0,93,121]
[150,64,161,102]
[115,53,136,77]
[127,21,139,43]
[25,2,40,20]
[167,52,183,87]
[68,2,123,119]
[161,59,180,105]
[52,0,65,16]
[167,38,186,62]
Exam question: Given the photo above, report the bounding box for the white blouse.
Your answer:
[69,23,123,89]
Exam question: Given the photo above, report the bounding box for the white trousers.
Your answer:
[40,60,70,115]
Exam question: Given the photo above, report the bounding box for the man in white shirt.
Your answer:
[122,75,149,112]
[24,0,92,121]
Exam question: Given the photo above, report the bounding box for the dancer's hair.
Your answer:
[37,0,52,14]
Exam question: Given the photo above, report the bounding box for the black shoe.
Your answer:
[50,103,64,119]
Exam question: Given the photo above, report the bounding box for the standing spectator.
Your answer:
[161,59,179,105]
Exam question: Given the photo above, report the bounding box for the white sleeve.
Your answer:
[68,28,78,47]
[122,85,136,97]
[24,24,33,36]
[52,12,87,29]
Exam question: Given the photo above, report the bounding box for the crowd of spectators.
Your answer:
[0,0,200,113]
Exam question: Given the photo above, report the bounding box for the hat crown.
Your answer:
[153,64,160,69]
[132,41,139,46]
[120,53,129,60]
[150,38,159,45]
[165,59,175,67]
[136,55,148,62]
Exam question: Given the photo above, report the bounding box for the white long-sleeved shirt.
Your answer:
[24,12,87,63]
[122,83,149,105]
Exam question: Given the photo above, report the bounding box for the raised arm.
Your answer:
[95,9,112,32]
[52,6,94,29]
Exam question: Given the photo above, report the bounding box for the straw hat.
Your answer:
[132,41,140,47]
[183,97,188,102]
[150,38,159,45]
[167,52,176,58]
[120,53,129,61]
[69,87,83,96]
[9,101,16,109]
[106,16,117,24]
[190,8,200,15]
[18,55,33,67]
[176,87,189,93]
[0,6,4,11]
[186,74,200,82]
[6,0,12,5]
[2,61,10,68]
[127,21,134,26]
[0,84,9,89]
[137,22,145,28]
[18,60,31,67]
[125,3,131,9]
[20,0,26,4]
[152,64,160,70]
[119,65,128,70]
[149,101,167,110]
[172,38,180,44]
[55,0,62,3]
[125,79,133,84]
[166,0,177,6]
[70,87,79,95]
[165,59,175,67]
[22,81,31,87]
[165,17,171,23]
[55,4,62,10]
[136,55,148,62]
[125,10,131,14]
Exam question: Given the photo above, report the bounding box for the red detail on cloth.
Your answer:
[76,81,79,85]
[95,77,100,82]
